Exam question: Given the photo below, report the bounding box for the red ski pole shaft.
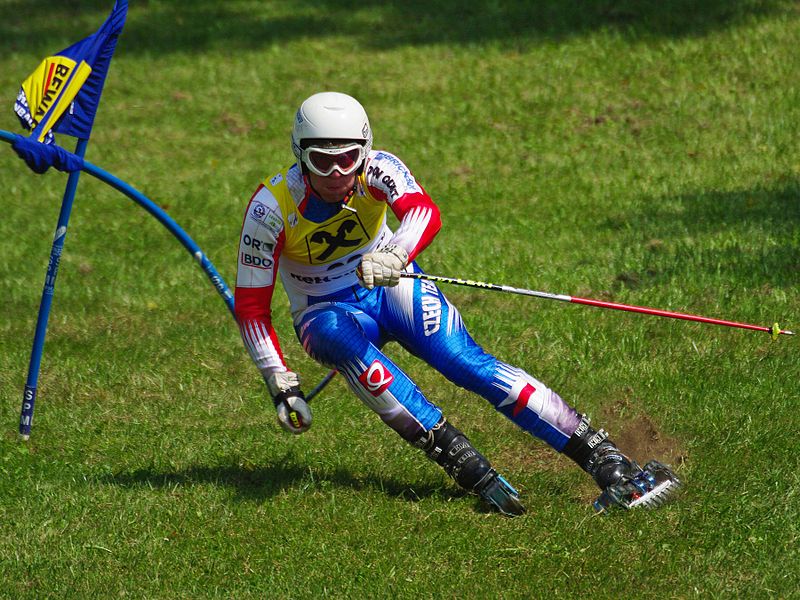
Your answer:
[569,296,792,337]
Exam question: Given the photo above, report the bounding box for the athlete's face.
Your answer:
[308,170,357,203]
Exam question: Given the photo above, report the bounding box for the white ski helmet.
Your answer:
[291,92,372,173]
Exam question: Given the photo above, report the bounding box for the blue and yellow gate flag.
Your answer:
[13,0,128,144]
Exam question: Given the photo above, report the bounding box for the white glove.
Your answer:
[267,371,312,434]
[359,244,409,289]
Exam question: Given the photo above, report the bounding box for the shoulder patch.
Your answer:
[270,173,284,186]
[249,201,284,235]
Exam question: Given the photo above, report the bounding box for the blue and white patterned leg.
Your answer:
[296,302,442,442]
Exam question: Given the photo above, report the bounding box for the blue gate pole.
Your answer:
[19,138,89,440]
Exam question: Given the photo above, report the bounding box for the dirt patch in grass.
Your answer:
[600,396,687,469]
[611,413,686,468]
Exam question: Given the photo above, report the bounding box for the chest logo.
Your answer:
[305,213,369,264]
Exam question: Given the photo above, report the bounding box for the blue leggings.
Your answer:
[295,265,581,450]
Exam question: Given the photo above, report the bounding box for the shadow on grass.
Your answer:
[602,180,800,288]
[0,0,791,55]
[101,455,464,504]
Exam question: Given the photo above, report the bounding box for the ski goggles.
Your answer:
[302,143,365,177]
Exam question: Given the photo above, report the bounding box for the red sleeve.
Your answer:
[234,286,286,371]
[363,150,442,262]
[385,184,441,262]
[235,184,289,376]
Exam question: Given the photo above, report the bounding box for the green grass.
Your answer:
[1,1,799,598]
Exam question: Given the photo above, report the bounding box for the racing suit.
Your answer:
[234,150,582,450]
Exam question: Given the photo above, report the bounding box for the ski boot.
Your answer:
[562,415,681,513]
[417,419,526,517]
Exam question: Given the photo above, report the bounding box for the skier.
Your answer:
[234,91,680,515]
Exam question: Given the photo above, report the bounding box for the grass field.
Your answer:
[1,1,799,598]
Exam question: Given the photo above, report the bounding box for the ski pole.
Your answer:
[304,271,793,402]
[401,272,794,340]
[306,369,337,402]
